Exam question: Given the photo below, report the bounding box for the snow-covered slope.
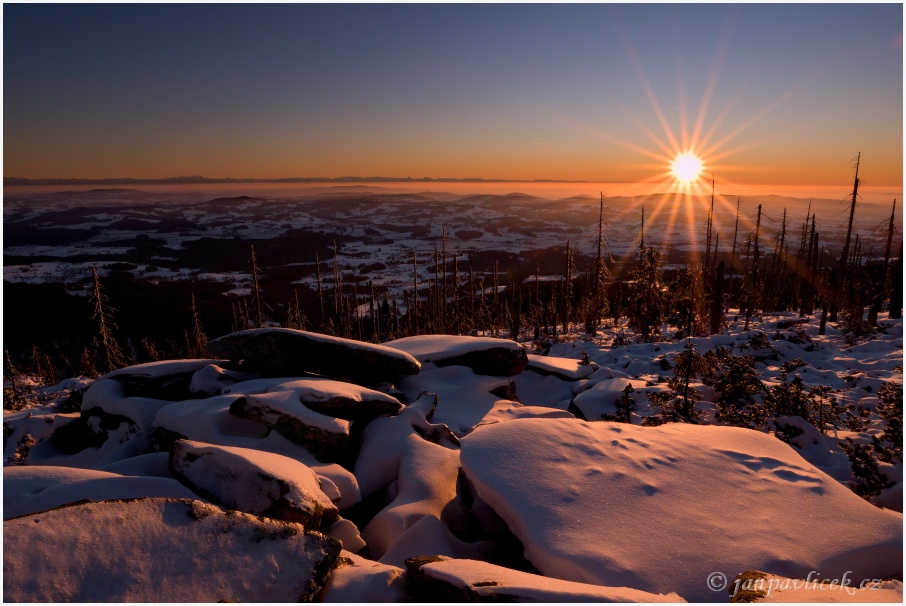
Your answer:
[3,314,902,601]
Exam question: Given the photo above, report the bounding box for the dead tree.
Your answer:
[189,293,208,357]
[840,152,862,275]
[316,253,325,328]
[586,192,612,334]
[744,205,763,331]
[412,249,419,333]
[563,240,575,334]
[90,266,128,373]
[890,241,903,319]
[249,245,265,329]
[705,175,715,272]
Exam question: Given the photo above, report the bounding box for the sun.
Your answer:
[671,152,703,184]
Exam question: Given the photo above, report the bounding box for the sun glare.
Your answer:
[671,152,703,184]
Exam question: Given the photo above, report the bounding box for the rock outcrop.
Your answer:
[207,328,421,386]
[170,439,339,528]
[3,498,341,602]
[384,335,528,376]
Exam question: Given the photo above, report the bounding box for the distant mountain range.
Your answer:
[4,176,610,186]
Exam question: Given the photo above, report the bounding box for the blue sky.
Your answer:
[4,3,902,187]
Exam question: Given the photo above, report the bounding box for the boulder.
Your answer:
[384,335,528,376]
[3,465,197,520]
[268,378,403,420]
[102,360,230,400]
[189,363,260,396]
[320,552,409,602]
[151,395,362,510]
[170,439,338,528]
[459,418,903,602]
[3,498,341,602]
[727,569,903,603]
[405,556,684,602]
[526,354,599,381]
[207,328,420,386]
[229,391,352,457]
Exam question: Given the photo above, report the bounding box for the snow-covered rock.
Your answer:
[397,365,527,436]
[731,570,903,603]
[152,395,361,509]
[362,434,460,559]
[405,555,685,602]
[460,417,902,602]
[511,370,575,409]
[102,359,230,400]
[354,393,458,499]
[526,354,599,380]
[81,378,175,448]
[570,377,650,420]
[169,440,339,527]
[3,465,197,520]
[323,517,367,553]
[230,391,352,456]
[3,498,342,602]
[207,328,421,386]
[267,378,402,420]
[320,552,409,602]
[189,363,259,396]
[384,334,528,376]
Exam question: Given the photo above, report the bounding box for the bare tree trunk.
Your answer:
[90,266,128,372]
[190,293,208,357]
[316,253,324,328]
[249,245,264,328]
[412,249,419,333]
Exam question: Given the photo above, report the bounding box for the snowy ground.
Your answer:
[3,310,901,602]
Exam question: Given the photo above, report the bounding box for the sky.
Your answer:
[3,3,903,190]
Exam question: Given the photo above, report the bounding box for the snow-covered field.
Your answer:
[5,187,890,303]
[3,311,902,602]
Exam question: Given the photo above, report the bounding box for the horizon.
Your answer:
[3,3,903,191]
[4,177,902,205]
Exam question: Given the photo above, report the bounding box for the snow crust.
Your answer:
[460,417,902,602]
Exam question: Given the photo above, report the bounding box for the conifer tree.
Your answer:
[627,246,664,341]
[603,384,636,424]
[647,340,706,424]
[703,348,765,428]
